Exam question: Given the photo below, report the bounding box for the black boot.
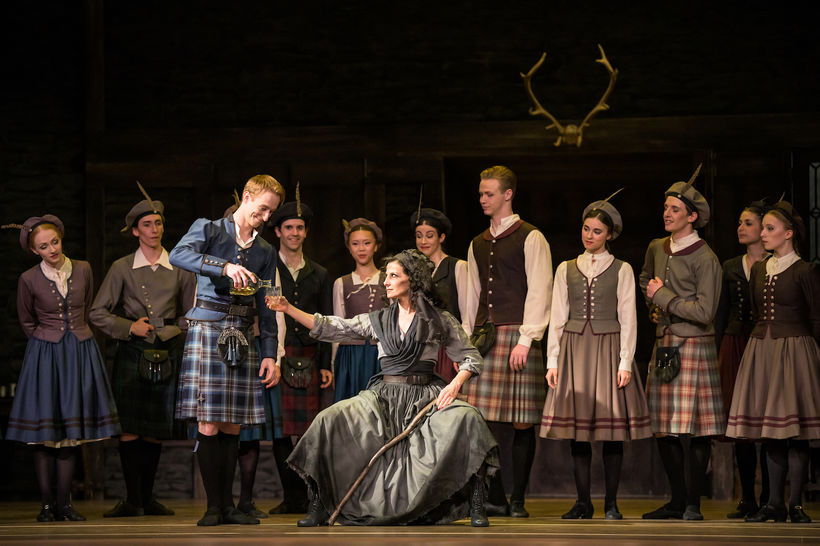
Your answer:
[562,500,593,519]
[470,474,489,527]
[297,488,329,527]
[746,503,787,522]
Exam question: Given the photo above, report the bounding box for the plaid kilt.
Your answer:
[646,334,725,436]
[175,316,266,425]
[278,345,322,436]
[464,324,546,424]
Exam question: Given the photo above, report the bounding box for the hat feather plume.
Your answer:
[232,189,241,207]
[1,223,25,230]
[415,185,423,224]
[136,180,158,212]
[684,163,703,190]
[296,181,302,217]
[603,187,624,203]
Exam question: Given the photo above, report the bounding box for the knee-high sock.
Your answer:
[735,441,757,503]
[140,440,162,505]
[788,440,810,507]
[759,442,770,505]
[273,437,306,505]
[570,440,592,503]
[55,447,78,507]
[238,440,260,505]
[118,438,143,507]
[196,432,222,509]
[219,432,240,509]
[511,427,535,502]
[33,445,56,505]
[764,439,788,507]
[687,437,711,508]
[602,441,624,506]
[656,436,686,510]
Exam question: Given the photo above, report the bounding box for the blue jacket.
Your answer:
[169,217,278,359]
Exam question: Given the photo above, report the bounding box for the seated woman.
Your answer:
[266,249,499,527]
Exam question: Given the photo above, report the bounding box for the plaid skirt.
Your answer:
[176,316,266,425]
[464,324,546,424]
[646,334,725,437]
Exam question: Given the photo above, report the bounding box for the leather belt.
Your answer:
[195,299,256,318]
[382,374,432,385]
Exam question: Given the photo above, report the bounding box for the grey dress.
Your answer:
[287,298,499,525]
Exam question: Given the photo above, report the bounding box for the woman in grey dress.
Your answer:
[267,249,499,527]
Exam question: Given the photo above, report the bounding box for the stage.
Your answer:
[0,499,817,545]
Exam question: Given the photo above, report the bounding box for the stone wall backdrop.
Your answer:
[2,1,820,502]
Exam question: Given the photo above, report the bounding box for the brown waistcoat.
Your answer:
[564,258,622,334]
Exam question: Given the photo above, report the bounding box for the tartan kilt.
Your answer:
[175,316,266,425]
[646,334,725,436]
[111,335,183,439]
[464,324,546,424]
[278,345,322,437]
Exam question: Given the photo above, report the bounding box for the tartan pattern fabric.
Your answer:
[646,334,725,436]
[464,324,546,424]
[278,345,321,436]
[175,316,266,424]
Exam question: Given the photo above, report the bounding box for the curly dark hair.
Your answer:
[382,249,436,300]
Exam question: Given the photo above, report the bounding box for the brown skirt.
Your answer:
[727,331,820,440]
[540,329,651,442]
[718,333,748,415]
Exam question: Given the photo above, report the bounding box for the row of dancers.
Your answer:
[2,165,817,526]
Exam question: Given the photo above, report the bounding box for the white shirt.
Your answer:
[669,230,701,254]
[40,257,72,298]
[464,213,553,348]
[133,247,172,272]
[546,251,637,372]
[332,270,382,318]
[766,251,800,276]
[233,218,259,249]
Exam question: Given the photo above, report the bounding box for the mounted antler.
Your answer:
[521,44,619,147]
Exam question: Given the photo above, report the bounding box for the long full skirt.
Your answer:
[288,379,499,525]
[540,329,651,441]
[333,342,379,403]
[726,332,820,440]
[7,333,120,444]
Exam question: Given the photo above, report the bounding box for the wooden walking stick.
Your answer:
[327,398,438,525]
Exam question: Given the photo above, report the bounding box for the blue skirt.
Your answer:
[333,342,380,403]
[7,334,121,444]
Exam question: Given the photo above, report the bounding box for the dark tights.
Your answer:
[735,441,769,505]
[765,439,809,508]
[656,436,711,510]
[238,440,260,505]
[511,427,535,502]
[33,445,78,507]
[569,440,623,506]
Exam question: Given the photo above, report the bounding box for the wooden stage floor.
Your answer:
[0,499,818,545]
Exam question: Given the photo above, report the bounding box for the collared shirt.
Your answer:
[233,215,259,249]
[766,251,800,276]
[464,213,553,347]
[40,257,72,298]
[669,230,701,254]
[278,250,306,280]
[133,247,173,272]
[547,250,637,371]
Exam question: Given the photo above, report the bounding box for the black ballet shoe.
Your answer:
[509,500,529,518]
[727,499,758,519]
[143,498,175,516]
[196,506,223,526]
[237,501,268,519]
[683,505,704,520]
[789,505,812,523]
[469,476,489,527]
[103,499,144,517]
[55,505,86,522]
[562,500,594,519]
[297,495,329,527]
[485,501,510,517]
[642,502,684,519]
[36,504,55,522]
[269,500,308,515]
[222,506,260,524]
[604,503,623,520]
[745,503,787,522]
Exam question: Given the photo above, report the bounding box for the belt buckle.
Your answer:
[228,304,246,317]
[148,318,166,329]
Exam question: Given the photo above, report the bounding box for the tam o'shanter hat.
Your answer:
[122,181,164,233]
[770,192,806,241]
[269,182,314,228]
[664,163,710,228]
[411,208,453,237]
[342,218,383,245]
[2,214,65,252]
[582,188,624,240]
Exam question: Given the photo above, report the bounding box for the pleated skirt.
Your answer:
[7,334,121,444]
[540,329,651,442]
[333,342,380,403]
